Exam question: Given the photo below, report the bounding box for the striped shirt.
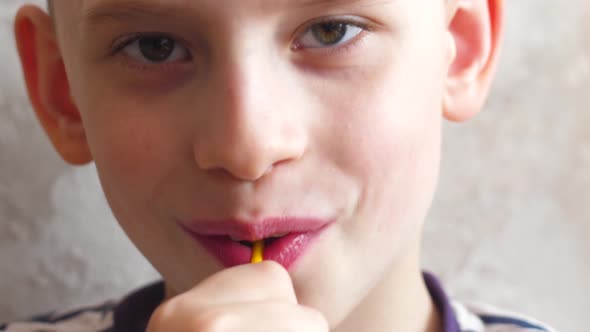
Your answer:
[0,273,556,332]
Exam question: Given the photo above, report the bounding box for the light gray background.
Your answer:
[1,1,588,331]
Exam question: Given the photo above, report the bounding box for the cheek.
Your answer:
[80,98,174,223]
[322,57,444,244]
[66,58,177,206]
[355,100,441,234]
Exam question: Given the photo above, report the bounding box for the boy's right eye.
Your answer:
[115,34,192,64]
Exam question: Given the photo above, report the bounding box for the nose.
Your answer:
[193,56,307,182]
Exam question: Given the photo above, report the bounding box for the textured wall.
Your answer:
[0,1,588,332]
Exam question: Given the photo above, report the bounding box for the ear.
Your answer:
[14,5,93,165]
[443,0,504,122]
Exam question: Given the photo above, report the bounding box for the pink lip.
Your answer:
[179,217,333,270]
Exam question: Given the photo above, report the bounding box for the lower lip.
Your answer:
[184,226,330,270]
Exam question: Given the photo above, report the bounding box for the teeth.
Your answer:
[270,232,288,238]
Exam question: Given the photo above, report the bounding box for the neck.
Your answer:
[333,243,442,332]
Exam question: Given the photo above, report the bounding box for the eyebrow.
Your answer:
[81,0,379,25]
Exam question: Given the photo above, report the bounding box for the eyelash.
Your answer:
[110,19,371,71]
[110,33,190,73]
[293,18,370,54]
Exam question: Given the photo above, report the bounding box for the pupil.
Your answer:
[312,23,347,45]
[139,37,175,62]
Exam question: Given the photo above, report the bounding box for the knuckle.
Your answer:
[302,306,330,331]
[146,296,198,332]
[258,261,290,284]
[145,301,174,332]
[148,299,235,332]
[191,308,235,332]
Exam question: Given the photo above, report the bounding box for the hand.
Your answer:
[146,261,329,332]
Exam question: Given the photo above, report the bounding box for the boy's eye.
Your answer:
[297,21,365,49]
[112,20,366,68]
[119,35,190,64]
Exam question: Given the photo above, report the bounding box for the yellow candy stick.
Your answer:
[251,240,265,264]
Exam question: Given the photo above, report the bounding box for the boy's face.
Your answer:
[19,0,500,327]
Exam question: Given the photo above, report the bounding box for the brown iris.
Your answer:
[311,22,348,45]
[138,37,176,62]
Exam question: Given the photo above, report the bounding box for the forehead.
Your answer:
[66,0,392,21]
[77,0,384,12]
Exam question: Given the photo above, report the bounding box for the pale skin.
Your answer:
[14,0,503,331]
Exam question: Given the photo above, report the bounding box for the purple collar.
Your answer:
[113,272,460,332]
[423,272,461,332]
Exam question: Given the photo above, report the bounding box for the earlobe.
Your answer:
[443,0,503,122]
[14,5,93,165]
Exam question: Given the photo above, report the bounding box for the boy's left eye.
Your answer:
[296,21,366,49]
[118,35,191,64]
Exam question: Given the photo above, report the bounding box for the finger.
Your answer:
[147,300,329,332]
[204,302,329,332]
[190,261,297,305]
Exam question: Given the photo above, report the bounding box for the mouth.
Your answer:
[237,237,282,248]
[179,217,333,270]
[230,231,289,247]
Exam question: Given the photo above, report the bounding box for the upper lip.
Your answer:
[179,217,332,242]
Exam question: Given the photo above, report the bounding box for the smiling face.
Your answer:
[17,0,502,328]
